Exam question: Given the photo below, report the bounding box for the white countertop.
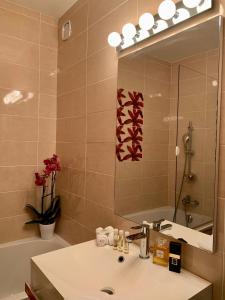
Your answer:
[160,220,213,251]
[31,240,212,300]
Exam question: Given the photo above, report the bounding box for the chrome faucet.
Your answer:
[152,218,172,232]
[127,220,172,259]
[127,222,150,259]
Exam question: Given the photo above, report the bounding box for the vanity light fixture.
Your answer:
[107,0,212,51]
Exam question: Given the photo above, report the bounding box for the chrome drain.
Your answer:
[101,287,115,295]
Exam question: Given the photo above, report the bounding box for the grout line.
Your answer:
[0,165,36,168]
[37,14,41,168]
[1,0,41,20]
[0,32,58,50]
[0,189,35,194]
[0,114,56,120]
[57,75,116,98]
[87,0,128,30]
[83,0,90,208]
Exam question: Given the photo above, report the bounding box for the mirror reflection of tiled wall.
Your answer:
[116,47,219,222]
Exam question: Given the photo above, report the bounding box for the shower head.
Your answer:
[182,134,190,149]
[184,135,190,144]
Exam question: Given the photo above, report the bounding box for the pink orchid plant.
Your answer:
[25,154,61,225]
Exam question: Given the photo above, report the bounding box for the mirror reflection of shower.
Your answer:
[183,121,195,181]
[173,121,198,226]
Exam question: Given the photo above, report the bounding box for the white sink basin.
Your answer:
[31,240,212,300]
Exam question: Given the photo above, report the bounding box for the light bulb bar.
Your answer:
[108,0,212,51]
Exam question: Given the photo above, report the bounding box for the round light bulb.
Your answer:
[197,0,211,12]
[122,23,137,39]
[153,20,168,34]
[107,32,122,48]
[158,0,176,20]
[183,0,201,8]
[139,13,155,31]
[136,29,150,42]
[172,8,190,24]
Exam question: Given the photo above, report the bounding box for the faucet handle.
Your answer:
[152,218,165,231]
[131,223,150,230]
[130,225,142,230]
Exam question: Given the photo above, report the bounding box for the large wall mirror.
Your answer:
[115,16,222,253]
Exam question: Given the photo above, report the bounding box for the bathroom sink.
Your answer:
[31,240,212,300]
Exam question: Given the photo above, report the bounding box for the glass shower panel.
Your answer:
[174,57,219,232]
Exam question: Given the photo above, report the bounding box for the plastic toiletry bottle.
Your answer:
[113,228,119,250]
[117,230,124,252]
[153,237,169,266]
[108,231,114,246]
[96,227,103,246]
[96,227,108,247]
[123,231,130,254]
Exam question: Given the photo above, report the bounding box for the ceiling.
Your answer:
[9,0,79,18]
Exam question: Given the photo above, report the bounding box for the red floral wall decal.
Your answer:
[116,89,144,161]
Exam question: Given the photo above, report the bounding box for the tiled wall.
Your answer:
[56,1,225,299]
[0,0,58,243]
[115,55,170,216]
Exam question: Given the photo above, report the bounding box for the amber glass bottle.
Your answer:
[153,238,169,266]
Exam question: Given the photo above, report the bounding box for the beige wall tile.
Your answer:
[87,47,117,85]
[0,166,35,192]
[0,115,38,141]
[55,215,94,245]
[0,88,38,117]
[41,14,58,26]
[67,168,85,197]
[0,8,40,43]
[87,142,115,175]
[88,0,126,26]
[60,60,86,94]
[0,214,39,244]
[40,22,58,48]
[0,190,35,218]
[0,34,39,69]
[87,77,117,114]
[73,200,114,231]
[58,32,87,71]
[57,88,86,118]
[57,117,86,143]
[0,141,37,166]
[38,142,56,165]
[39,94,57,118]
[39,118,56,142]
[0,0,40,20]
[87,110,116,142]
[86,172,114,209]
[40,70,57,95]
[57,142,85,170]
[40,46,57,72]
[0,61,39,91]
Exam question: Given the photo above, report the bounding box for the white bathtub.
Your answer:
[124,206,212,229]
[0,235,69,300]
